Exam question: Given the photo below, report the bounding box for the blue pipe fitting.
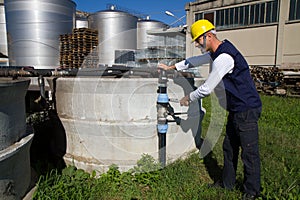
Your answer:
[157,93,169,103]
[157,124,168,134]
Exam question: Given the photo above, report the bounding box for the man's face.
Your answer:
[194,32,214,53]
[195,35,207,53]
[195,35,203,47]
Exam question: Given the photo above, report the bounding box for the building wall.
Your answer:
[185,0,300,66]
[283,22,300,64]
[219,26,277,65]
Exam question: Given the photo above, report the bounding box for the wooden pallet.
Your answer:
[250,65,300,97]
[59,28,99,68]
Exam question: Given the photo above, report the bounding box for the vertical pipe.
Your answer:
[38,75,46,100]
[157,70,168,167]
[158,133,166,167]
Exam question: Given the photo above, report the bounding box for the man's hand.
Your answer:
[158,63,170,71]
[158,63,175,71]
[180,95,191,107]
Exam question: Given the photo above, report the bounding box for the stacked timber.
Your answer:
[60,28,98,68]
[250,66,284,95]
[59,34,72,68]
[250,65,300,97]
[281,69,300,97]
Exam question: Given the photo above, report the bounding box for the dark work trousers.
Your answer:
[222,107,262,196]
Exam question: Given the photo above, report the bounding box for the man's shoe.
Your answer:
[242,193,256,200]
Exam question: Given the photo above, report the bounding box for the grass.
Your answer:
[33,94,300,200]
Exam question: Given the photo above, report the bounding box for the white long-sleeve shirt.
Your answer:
[175,53,235,101]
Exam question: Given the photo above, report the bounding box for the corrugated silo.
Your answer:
[88,8,138,65]
[0,0,8,65]
[4,0,76,69]
[137,19,168,49]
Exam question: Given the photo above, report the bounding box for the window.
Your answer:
[259,3,266,23]
[266,1,277,23]
[204,12,215,24]
[224,9,228,26]
[289,0,300,21]
[244,5,249,25]
[249,4,256,25]
[270,0,279,22]
[216,9,224,27]
[195,12,215,24]
[195,0,279,30]
[229,8,234,25]
[195,13,203,21]
[234,7,239,25]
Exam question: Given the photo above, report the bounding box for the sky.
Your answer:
[73,0,190,26]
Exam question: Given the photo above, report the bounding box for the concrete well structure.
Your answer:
[50,77,204,173]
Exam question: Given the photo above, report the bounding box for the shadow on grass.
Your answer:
[203,151,223,183]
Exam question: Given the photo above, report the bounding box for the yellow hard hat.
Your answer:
[190,19,215,42]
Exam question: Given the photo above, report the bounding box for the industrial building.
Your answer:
[185,0,300,67]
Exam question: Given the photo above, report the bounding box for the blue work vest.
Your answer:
[210,40,262,112]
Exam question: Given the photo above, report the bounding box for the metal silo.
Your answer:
[137,19,168,49]
[4,0,76,69]
[88,9,138,65]
[0,0,8,65]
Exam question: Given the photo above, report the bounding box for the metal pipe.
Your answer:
[38,75,46,100]
[171,112,188,116]
[156,69,169,167]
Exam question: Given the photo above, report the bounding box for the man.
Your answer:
[159,19,262,200]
